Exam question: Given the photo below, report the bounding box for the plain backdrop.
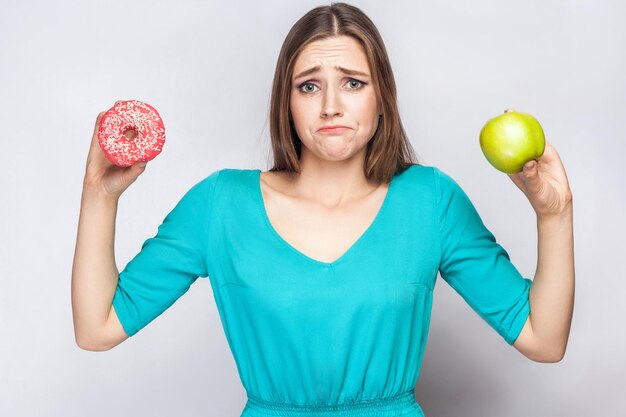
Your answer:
[1,0,624,416]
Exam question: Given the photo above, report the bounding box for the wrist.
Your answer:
[82,182,120,204]
[537,201,573,225]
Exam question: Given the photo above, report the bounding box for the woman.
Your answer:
[72,3,574,416]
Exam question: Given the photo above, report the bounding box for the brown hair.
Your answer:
[268,2,420,184]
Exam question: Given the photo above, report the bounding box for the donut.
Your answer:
[97,100,166,167]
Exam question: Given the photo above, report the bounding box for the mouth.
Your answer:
[318,125,351,134]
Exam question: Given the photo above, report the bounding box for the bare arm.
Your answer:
[513,205,574,362]
[71,185,125,351]
[71,108,147,351]
[508,140,575,362]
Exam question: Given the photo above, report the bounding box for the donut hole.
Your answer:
[123,127,138,140]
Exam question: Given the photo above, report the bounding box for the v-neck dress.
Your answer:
[112,164,532,416]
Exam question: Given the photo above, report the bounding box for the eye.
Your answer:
[295,78,367,94]
[347,79,365,89]
[298,82,318,93]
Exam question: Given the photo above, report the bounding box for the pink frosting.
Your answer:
[98,100,166,166]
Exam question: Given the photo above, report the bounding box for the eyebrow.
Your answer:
[292,65,370,81]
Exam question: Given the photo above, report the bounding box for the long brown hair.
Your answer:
[268,2,419,184]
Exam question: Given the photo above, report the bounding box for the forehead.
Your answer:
[293,36,369,72]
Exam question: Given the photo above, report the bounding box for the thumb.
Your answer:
[131,161,147,173]
[126,161,147,184]
[521,159,539,184]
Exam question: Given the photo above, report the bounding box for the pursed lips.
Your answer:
[318,125,351,133]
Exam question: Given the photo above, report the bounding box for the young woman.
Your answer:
[72,3,574,416]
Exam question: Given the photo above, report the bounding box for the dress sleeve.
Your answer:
[433,167,532,345]
[112,170,221,337]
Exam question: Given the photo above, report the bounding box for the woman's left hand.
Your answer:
[507,138,573,218]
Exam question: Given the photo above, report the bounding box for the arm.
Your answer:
[509,142,575,362]
[72,108,148,351]
[71,186,128,351]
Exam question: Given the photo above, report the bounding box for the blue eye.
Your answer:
[348,79,363,89]
[300,83,317,93]
[296,78,366,93]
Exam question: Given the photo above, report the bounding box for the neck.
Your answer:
[290,151,379,207]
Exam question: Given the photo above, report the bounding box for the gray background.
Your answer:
[1,0,624,416]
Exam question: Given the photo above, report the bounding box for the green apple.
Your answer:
[479,110,545,174]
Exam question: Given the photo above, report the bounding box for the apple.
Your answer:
[479,110,545,174]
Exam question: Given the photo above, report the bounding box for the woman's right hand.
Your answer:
[83,105,148,199]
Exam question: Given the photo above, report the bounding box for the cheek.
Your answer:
[289,100,309,138]
[289,98,306,122]
[350,93,378,116]
[290,98,317,131]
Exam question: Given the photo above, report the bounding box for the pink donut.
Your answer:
[98,100,166,167]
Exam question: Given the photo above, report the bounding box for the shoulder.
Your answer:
[173,168,258,218]
[175,168,247,202]
[394,164,470,210]
[192,167,258,192]
[183,168,263,208]
[401,163,455,181]
[395,163,456,191]
[402,164,464,194]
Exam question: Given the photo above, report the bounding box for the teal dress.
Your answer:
[112,164,532,417]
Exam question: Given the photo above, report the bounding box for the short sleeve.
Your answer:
[433,167,532,345]
[112,170,221,337]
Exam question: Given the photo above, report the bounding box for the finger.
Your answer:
[122,161,148,183]
[524,159,537,171]
[94,111,105,133]
[133,161,147,171]
[521,160,540,187]
[508,160,539,193]
[90,112,106,150]
[539,141,558,162]
[504,107,516,113]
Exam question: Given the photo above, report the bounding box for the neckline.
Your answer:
[254,169,398,267]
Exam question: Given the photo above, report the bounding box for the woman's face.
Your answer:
[290,35,381,164]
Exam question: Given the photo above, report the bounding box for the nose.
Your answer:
[320,87,343,118]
